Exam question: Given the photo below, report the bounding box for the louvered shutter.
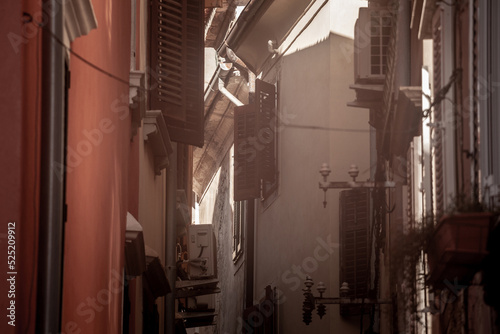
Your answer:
[150,0,204,147]
[432,9,444,217]
[234,104,260,201]
[339,189,370,317]
[234,80,277,201]
[242,286,275,334]
[256,79,276,183]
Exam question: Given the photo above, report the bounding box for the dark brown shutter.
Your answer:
[242,286,275,334]
[256,79,276,183]
[150,0,204,147]
[234,104,260,201]
[339,189,370,317]
[234,80,277,201]
[432,9,444,217]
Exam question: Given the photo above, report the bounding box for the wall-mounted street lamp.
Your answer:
[302,276,392,325]
[319,163,396,207]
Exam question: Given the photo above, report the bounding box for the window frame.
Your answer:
[232,200,245,263]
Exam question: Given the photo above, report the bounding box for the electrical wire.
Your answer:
[47,29,131,87]
[283,123,371,133]
[23,12,139,332]
[197,245,206,258]
[211,110,373,133]
[25,12,136,89]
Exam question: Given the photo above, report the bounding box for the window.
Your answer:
[355,8,392,79]
[233,200,245,262]
[369,10,391,75]
[339,189,370,317]
[234,79,278,201]
[149,0,204,147]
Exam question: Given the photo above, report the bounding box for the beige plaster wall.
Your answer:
[138,125,167,333]
[254,3,371,332]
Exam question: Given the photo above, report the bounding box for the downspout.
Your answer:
[245,199,255,308]
[217,45,250,107]
[165,143,177,334]
[130,0,136,70]
[37,0,65,332]
[218,78,244,106]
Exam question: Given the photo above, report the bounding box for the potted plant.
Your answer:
[391,216,435,322]
[426,195,496,288]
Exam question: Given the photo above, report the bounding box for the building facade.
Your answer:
[1,0,206,333]
[351,0,500,333]
[197,0,373,333]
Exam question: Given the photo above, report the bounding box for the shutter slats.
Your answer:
[162,0,182,8]
[149,0,204,147]
[234,79,277,200]
[159,0,182,13]
[157,53,182,67]
[157,28,182,43]
[234,104,261,201]
[340,189,370,317]
[257,79,276,183]
[432,9,444,217]
[159,9,183,22]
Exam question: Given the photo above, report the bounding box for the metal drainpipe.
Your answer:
[37,0,65,332]
[245,73,256,309]
[245,199,255,308]
[218,78,244,106]
[130,0,136,71]
[165,143,177,334]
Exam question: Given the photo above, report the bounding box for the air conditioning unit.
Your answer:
[188,224,217,279]
[354,7,392,80]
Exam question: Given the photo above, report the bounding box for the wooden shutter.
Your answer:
[339,189,370,317]
[256,79,276,183]
[242,286,276,334]
[234,80,277,201]
[150,0,204,147]
[234,104,260,201]
[432,9,444,217]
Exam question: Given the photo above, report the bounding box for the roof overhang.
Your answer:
[193,71,248,196]
[226,0,315,73]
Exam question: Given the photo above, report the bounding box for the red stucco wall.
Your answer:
[0,0,26,332]
[61,0,131,332]
[1,0,41,332]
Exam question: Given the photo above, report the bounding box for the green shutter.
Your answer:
[150,0,204,147]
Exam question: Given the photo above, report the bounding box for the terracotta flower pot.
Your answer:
[427,212,492,287]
